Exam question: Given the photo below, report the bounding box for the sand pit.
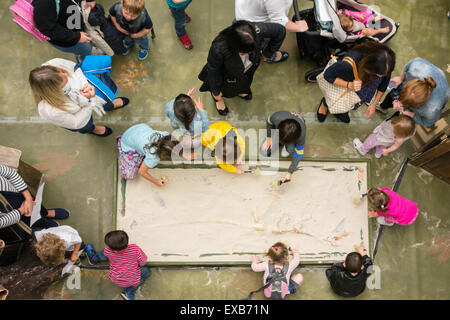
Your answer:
[116,160,370,265]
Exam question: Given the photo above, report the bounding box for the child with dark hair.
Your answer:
[85,230,150,300]
[260,111,306,183]
[165,88,209,149]
[366,187,418,226]
[201,121,245,174]
[325,243,373,297]
[119,123,193,187]
[251,242,303,300]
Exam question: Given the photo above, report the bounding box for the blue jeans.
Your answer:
[169,6,188,37]
[49,42,93,62]
[124,35,149,51]
[93,248,109,263]
[124,267,151,298]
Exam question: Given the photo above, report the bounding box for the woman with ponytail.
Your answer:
[379,58,449,127]
[165,88,209,149]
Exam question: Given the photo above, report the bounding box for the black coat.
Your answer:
[87,4,126,55]
[198,22,286,98]
[33,0,85,47]
[325,255,373,297]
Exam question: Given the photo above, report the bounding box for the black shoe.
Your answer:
[92,126,113,137]
[333,112,351,123]
[239,90,252,101]
[317,98,328,122]
[211,93,229,116]
[114,97,130,110]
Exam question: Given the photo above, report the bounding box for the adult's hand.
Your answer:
[349,80,362,92]
[364,103,376,119]
[294,20,308,32]
[79,32,92,43]
[389,76,403,89]
[393,100,404,112]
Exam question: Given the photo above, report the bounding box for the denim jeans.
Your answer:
[169,6,188,37]
[123,266,151,298]
[49,42,93,62]
[124,35,149,51]
[93,248,109,263]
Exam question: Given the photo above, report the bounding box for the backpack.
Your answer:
[9,0,60,42]
[244,263,290,300]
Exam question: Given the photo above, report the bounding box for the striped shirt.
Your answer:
[0,165,28,229]
[104,244,148,288]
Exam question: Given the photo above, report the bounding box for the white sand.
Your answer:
[117,161,369,264]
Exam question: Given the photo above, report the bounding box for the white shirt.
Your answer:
[235,0,292,26]
[240,53,253,73]
[35,225,82,252]
[37,58,94,130]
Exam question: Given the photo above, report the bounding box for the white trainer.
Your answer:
[353,138,367,156]
[281,146,290,158]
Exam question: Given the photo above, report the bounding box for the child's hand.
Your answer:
[154,179,166,187]
[194,97,204,110]
[187,87,195,98]
[252,256,261,263]
[290,248,299,254]
[281,173,292,184]
[236,169,244,175]
[382,149,389,157]
[261,138,272,152]
[358,13,366,21]
[356,243,367,256]
[368,210,378,218]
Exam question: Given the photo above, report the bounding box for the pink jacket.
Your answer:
[339,9,373,24]
[377,188,419,225]
[251,253,300,299]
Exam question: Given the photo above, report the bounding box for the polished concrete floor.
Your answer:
[0,0,449,300]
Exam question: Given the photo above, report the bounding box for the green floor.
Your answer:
[0,0,449,300]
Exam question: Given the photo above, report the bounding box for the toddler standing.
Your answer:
[353,115,415,158]
[166,0,193,49]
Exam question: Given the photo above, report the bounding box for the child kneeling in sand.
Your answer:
[251,242,303,299]
[201,121,245,174]
[85,230,150,300]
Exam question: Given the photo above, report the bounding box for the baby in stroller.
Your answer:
[338,9,390,37]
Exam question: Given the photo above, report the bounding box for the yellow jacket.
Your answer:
[201,121,245,174]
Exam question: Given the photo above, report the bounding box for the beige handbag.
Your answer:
[317,56,361,114]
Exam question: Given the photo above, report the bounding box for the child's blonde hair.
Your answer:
[265,242,289,265]
[122,0,145,16]
[338,13,354,32]
[400,77,436,108]
[29,65,69,111]
[391,115,415,139]
[367,188,390,213]
[34,233,66,266]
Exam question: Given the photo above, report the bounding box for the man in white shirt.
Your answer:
[235,0,308,62]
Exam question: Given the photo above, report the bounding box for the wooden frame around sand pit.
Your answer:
[112,157,373,267]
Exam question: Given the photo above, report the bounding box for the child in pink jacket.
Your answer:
[251,242,303,299]
[366,187,419,226]
[338,9,390,36]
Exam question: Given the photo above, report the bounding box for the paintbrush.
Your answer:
[353,193,367,204]
[244,167,261,175]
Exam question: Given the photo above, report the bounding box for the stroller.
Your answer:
[292,0,400,82]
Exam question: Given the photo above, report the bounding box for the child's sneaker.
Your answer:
[122,44,132,56]
[281,146,290,158]
[179,34,193,50]
[185,12,191,23]
[85,244,97,265]
[353,138,367,156]
[377,216,394,226]
[120,291,134,300]
[374,152,382,159]
[138,48,149,60]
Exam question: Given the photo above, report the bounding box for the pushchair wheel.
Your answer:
[305,67,324,83]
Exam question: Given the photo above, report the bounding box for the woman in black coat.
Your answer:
[33,0,94,60]
[198,20,286,116]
